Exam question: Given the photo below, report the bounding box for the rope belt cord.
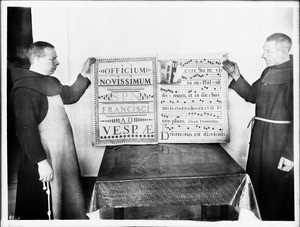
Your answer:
[254,117,292,124]
[43,182,51,220]
[247,116,292,128]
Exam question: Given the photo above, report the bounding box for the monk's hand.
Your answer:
[277,157,294,172]
[38,159,54,182]
[222,59,241,81]
[81,57,96,78]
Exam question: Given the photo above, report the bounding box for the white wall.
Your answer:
[30,1,295,176]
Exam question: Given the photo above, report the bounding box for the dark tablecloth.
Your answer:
[88,143,261,219]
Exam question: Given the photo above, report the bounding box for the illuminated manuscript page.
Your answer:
[157,54,229,143]
[92,57,158,146]
[92,54,229,146]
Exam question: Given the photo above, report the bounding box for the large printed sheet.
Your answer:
[92,57,158,146]
[93,54,229,146]
[158,54,229,143]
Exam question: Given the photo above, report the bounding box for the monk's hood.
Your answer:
[11,68,63,96]
[262,55,293,85]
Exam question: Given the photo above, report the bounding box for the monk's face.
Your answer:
[36,48,60,75]
[262,41,286,67]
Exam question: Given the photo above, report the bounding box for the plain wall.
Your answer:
[28,2,295,176]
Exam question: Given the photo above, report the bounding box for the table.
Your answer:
[88,143,261,220]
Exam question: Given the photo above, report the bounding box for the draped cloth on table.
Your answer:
[88,144,261,219]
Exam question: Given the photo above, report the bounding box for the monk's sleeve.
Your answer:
[282,81,294,161]
[60,74,91,104]
[12,88,47,164]
[229,75,261,104]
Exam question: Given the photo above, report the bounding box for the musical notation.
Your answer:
[158,57,227,140]
[160,99,222,105]
[163,123,224,132]
[186,86,222,91]
[188,111,222,118]
[161,87,221,94]
[161,111,222,119]
[180,59,222,67]
[181,73,221,80]
[99,93,113,101]
[160,87,178,93]
[99,91,153,102]
[139,92,153,100]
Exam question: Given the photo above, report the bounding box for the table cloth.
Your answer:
[88,143,261,220]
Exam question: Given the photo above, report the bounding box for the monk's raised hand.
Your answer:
[222,59,241,81]
[81,57,96,78]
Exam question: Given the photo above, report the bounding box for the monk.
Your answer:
[10,41,95,219]
[222,33,294,220]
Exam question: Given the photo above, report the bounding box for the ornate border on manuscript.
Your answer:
[92,56,158,146]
